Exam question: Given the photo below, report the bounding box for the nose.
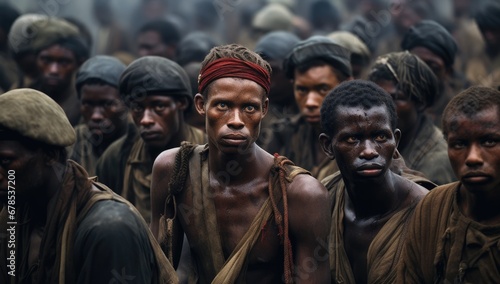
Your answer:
[465,143,483,168]
[305,93,321,111]
[48,62,59,74]
[140,108,155,127]
[227,109,244,129]
[90,106,104,122]
[360,140,379,160]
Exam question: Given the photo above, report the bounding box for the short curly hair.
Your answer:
[442,86,500,139]
[320,79,397,136]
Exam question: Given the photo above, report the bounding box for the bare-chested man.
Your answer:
[150,44,331,283]
[319,80,428,283]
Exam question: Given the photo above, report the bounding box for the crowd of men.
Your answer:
[1,0,499,283]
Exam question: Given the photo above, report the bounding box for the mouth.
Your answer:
[221,133,247,146]
[356,164,384,177]
[304,115,320,123]
[44,77,61,86]
[141,131,162,141]
[462,173,491,184]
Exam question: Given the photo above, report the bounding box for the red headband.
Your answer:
[198,58,271,94]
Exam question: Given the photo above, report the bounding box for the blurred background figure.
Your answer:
[328,31,372,78]
[0,3,20,94]
[92,0,130,56]
[136,19,181,60]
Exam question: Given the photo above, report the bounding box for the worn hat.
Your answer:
[8,14,48,55]
[401,20,457,67]
[119,56,192,106]
[76,55,126,94]
[0,88,76,146]
[252,4,294,32]
[475,0,500,30]
[255,31,300,62]
[176,31,219,66]
[283,35,352,79]
[328,31,371,64]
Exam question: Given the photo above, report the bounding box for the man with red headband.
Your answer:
[150,44,331,283]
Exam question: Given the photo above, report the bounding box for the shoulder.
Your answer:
[417,182,458,209]
[153,147,181,173]
[99,135,128,162]
[187,125,207,145]
[287,170,329,201]
[76,200,147,239]
[394,173,429,203]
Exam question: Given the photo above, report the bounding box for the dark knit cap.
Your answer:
[76,55,126,94]
[119,56,192,106]
[401,20,457,67]
[255,31,301,62]
[475,0,500,30]
[283,36,352,79]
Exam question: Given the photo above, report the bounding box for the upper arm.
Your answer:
[150,147,185,267]
[287,174,331,284]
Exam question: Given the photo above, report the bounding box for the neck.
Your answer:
[25,170,64,226]
[399,115,423,152]
[344,172,403,219]
[208,142,263,185]
[460,185,500,225]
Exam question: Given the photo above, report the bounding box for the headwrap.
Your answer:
[76,55,126,94]
[0,88,76,146]
[29,17,88,60]
[401,20,457,67]
[342,16,377,53]
[252,4,293,32]
[475,0,500,30]
[369,51,438,108]
[328,31,371,64]
[255,31,300,62]
[198,58,271,94]
[176,31,219,66]
[8,14,48,55]
[283,35,352,79]
[119,56,192,106]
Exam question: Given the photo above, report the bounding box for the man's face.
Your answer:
[323,105,400,183]
[481,28,500,53]
[80,84,128,144]
[130,94,185,150]
[410,46,448,82]
[446,106,500,194]
[375,79,419,136]
[195,77,268,155]
[0,140,47,204]
[37,44,79,93]
[137,31,174,59]
[294,65,340,125]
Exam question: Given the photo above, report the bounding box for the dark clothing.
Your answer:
[399,182,500,283]
[96,125,205,222]
[69,124,101,176]
[400,116,456,185]
[0,160,177,284]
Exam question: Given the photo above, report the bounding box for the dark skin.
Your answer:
[446,106,500,225]
[320,105,427,284]
[36,44,82,125]
[151,77,331,283]
[293,65,347,165]
[0,141,78,270]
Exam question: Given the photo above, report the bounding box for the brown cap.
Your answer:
[0,88,76,146]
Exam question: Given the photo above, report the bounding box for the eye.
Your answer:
[244,105,256,112]
[346,136,358,144]
[130,104,144,113]
[483,139,497,147]
[154,104,166,112]
[449,140,466,149]
[216,102,228,110]
[375,134,388,142]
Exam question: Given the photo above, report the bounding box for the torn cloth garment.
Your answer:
[323,172,421,284]
[398,182,500,283]
[161,143,309,283]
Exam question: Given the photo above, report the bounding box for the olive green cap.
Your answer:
[0,88,76,146]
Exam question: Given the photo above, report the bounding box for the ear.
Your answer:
[319,133,335,159]
[262,97,269,117]
[176,96,189,111]
[194,93,206,116]
[393,128,401,149]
